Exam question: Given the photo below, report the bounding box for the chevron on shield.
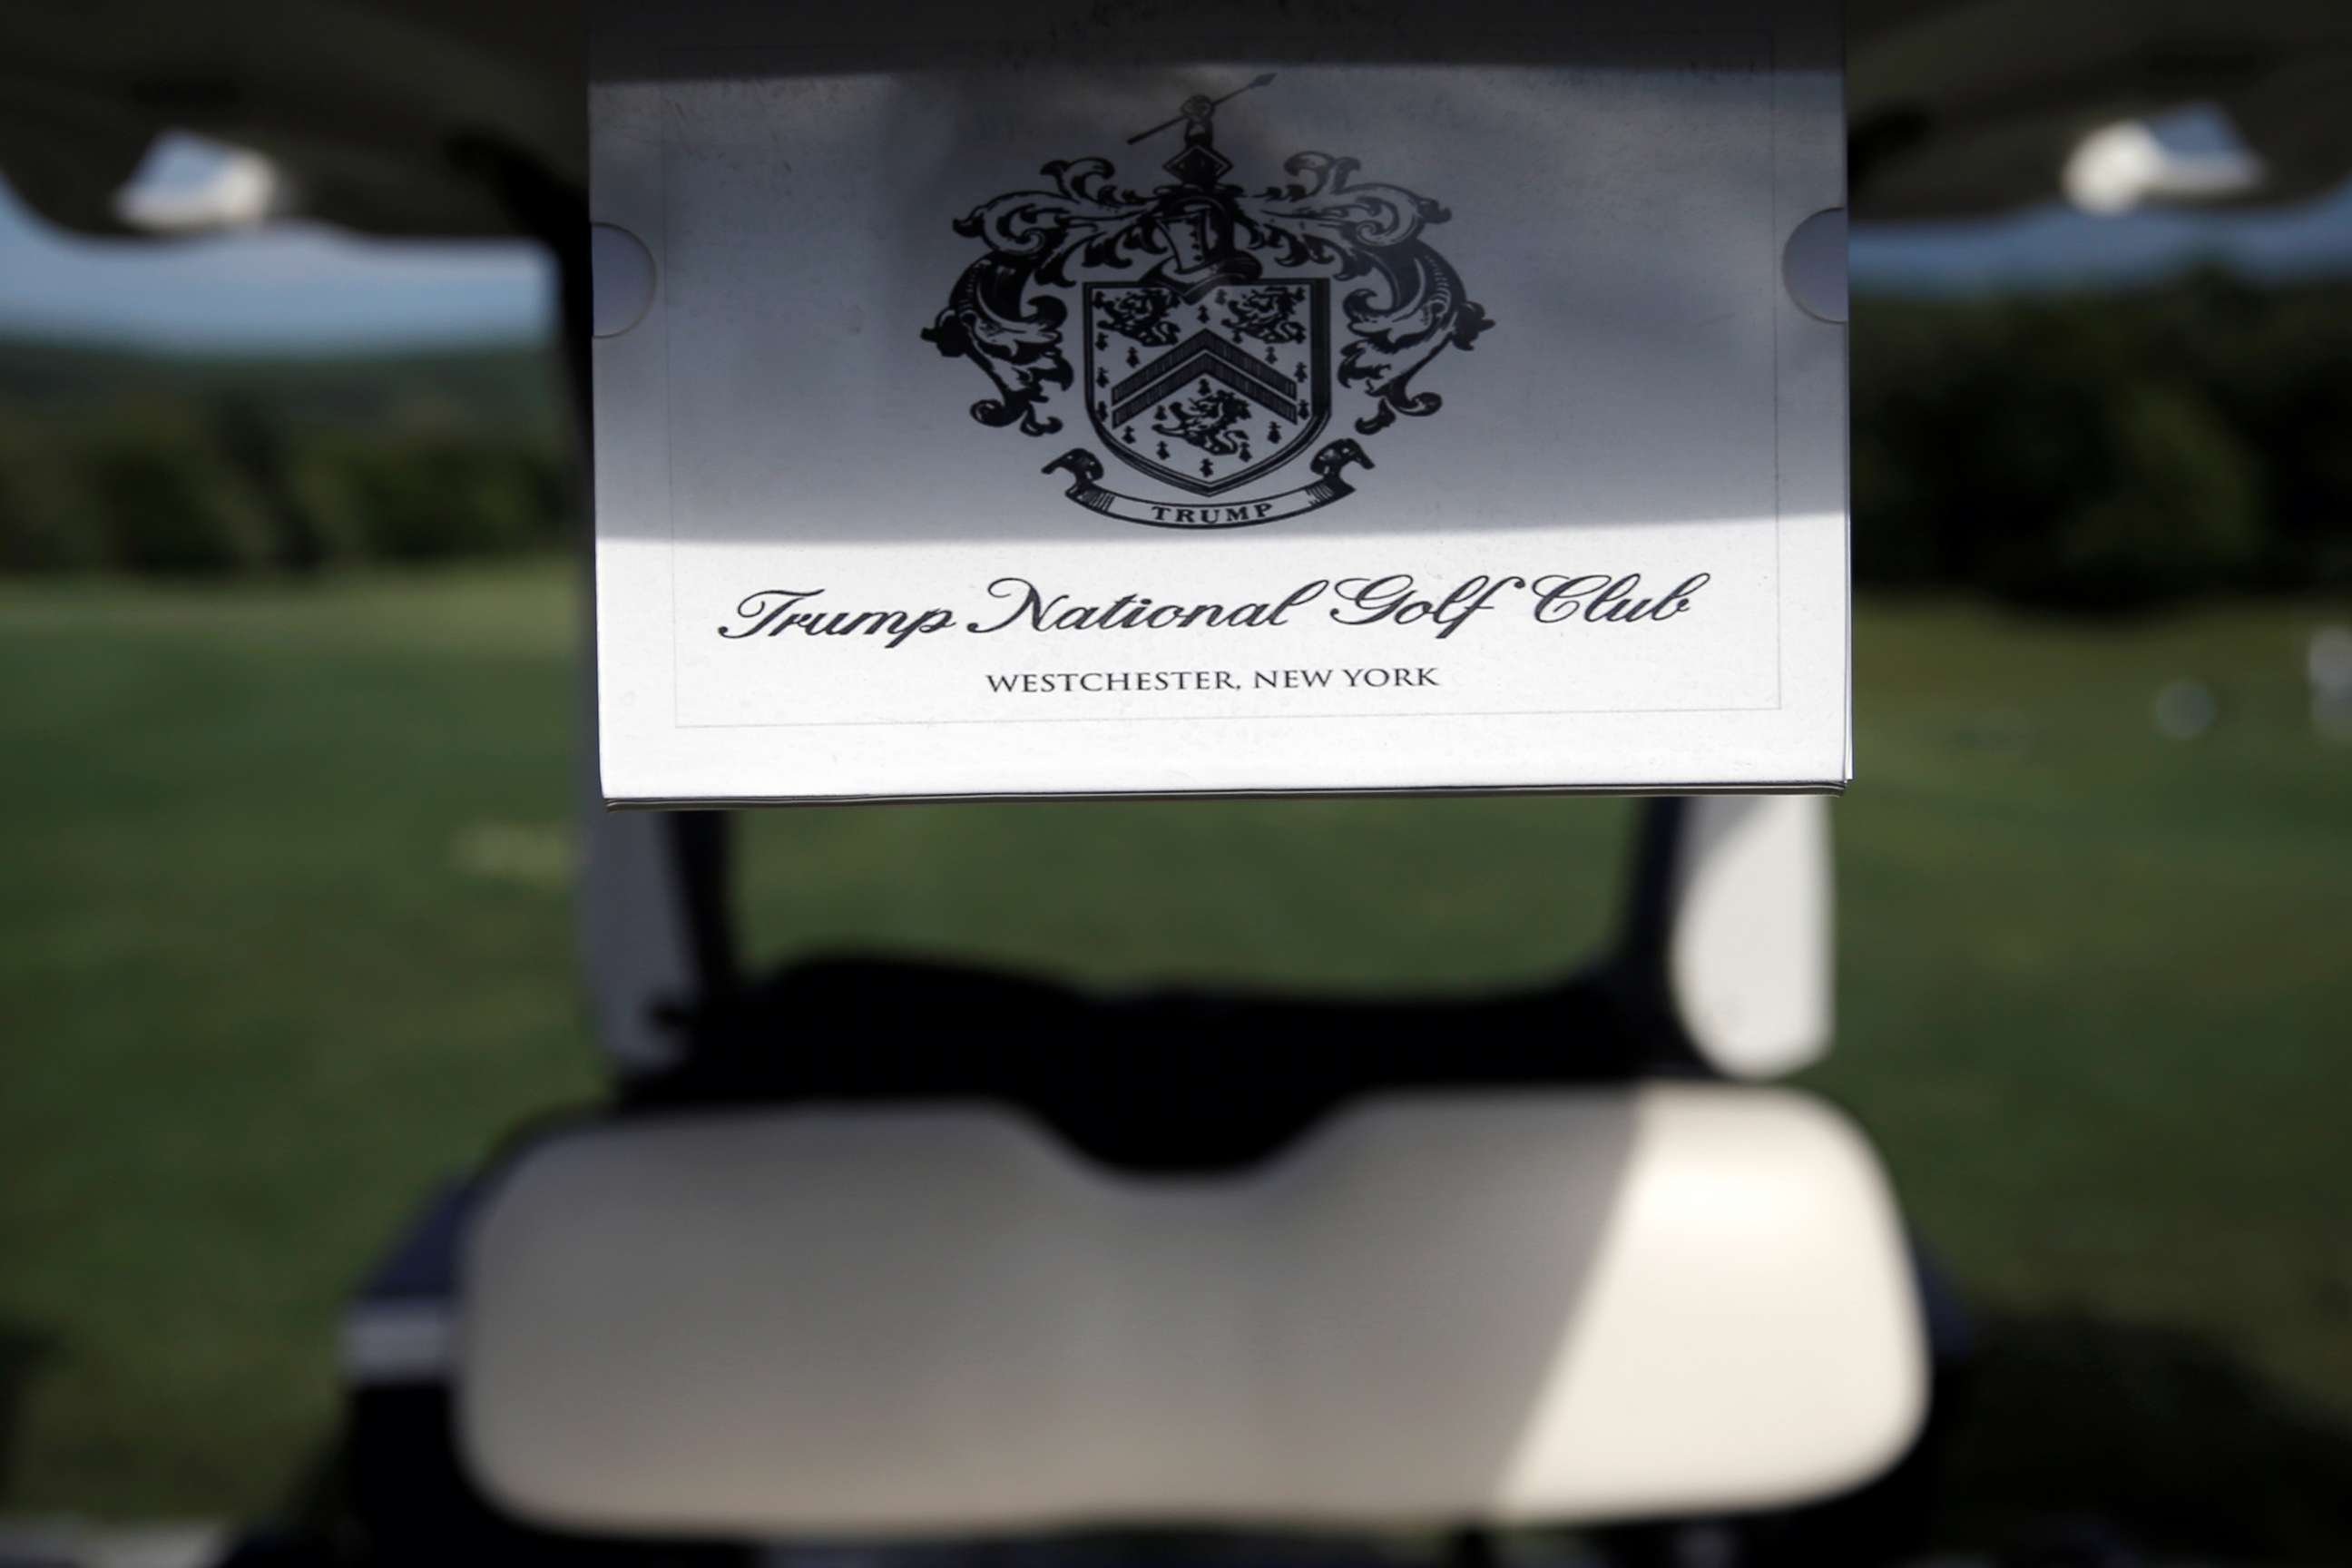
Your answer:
[1085,279,1331,497]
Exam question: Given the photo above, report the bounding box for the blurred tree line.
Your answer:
[1,271,2347,607]
[1854,271,2352,609]
[0,339,573,573]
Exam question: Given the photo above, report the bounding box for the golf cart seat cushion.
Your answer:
[459,1086,1925,1535]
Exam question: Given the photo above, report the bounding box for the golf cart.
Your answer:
[5,2,2350,1563]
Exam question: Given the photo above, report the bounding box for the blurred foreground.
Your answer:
[1,564,2347,1559]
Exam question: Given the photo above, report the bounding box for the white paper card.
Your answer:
[590,0,1848,803]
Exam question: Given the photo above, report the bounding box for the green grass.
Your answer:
[3,563,2350,1556]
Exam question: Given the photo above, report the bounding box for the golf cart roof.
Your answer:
[1,0,2349,239]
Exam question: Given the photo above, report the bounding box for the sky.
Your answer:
[0,170,556,353]
[1852,179,2352,295]
[3,146,2351,353]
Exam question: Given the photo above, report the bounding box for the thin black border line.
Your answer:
[644,34,1798,740]
[671,693,1783,731]
[661,87,683,736]
[611,778,1847,810]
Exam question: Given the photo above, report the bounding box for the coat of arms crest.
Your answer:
[924,76,1493,528]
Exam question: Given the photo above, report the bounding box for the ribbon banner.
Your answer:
[1043,441,1375,529]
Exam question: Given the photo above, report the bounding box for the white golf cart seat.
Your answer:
[460,1084,1924,1538]
[414,792,1934,1548]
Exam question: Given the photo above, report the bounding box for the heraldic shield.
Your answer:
[1083,279,1331,496]
[925,74,1492,528]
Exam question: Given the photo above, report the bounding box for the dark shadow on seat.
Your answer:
[635,952,1661,1172]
